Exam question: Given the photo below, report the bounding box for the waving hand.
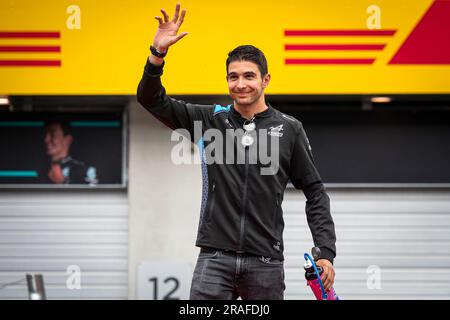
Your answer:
[153,3,188,52]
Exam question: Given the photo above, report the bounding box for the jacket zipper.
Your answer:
[239,145,250,251]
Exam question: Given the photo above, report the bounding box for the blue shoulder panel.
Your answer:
[213,104,231,115]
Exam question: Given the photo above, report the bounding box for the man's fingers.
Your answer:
[321,268,328,282]
[321,267,330,290]
[329,269,335,290]
[177,9,186,26]
[324,278,331,291]
[322,267,335,291]
[160,8,169,22]
[173,32,188,44]
[155,16,163,25]
[172,3,180,23]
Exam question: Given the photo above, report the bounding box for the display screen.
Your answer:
[0,112,125,187]
[298,108,450,185]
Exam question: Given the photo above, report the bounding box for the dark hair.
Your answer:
[45,120,72,136]
[226,45,268,76]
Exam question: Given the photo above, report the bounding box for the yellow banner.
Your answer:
[1,0,449,94]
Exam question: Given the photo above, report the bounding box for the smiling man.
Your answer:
[226,48,270,119]
[137,3,336,300]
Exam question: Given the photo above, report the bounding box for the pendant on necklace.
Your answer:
[241,134,254,147]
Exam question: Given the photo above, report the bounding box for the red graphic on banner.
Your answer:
[0,31,61,67]
[284,29,396,65]
[390,0,450,64]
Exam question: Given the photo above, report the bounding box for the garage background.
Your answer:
[1,95,450,299]
[1,0,450,300]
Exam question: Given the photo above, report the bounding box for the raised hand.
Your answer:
[48,163,65,184]
[153,3,188,52]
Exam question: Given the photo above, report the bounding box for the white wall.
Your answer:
[282,188,450,299]
[0,190,128,300]
[128,99,202,299]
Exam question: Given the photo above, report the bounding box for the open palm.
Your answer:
[153,3,188,51]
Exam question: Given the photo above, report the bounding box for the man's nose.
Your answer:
[236,78,246,89]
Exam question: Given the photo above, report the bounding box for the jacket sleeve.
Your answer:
[136,58,212,141]
[289,123,337,264]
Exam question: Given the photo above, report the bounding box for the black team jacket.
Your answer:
[137,59,336,263]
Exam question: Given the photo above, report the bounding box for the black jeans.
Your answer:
[190,248,285,300]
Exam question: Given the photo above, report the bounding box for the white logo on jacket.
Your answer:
[268,124,284,137]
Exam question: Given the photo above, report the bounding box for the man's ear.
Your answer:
[263,73,271,88]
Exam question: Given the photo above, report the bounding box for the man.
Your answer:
[44,121,98,185]
[137,3,336,300]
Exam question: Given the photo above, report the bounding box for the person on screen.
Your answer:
[44,121,98,185]
[136,3,336,300]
